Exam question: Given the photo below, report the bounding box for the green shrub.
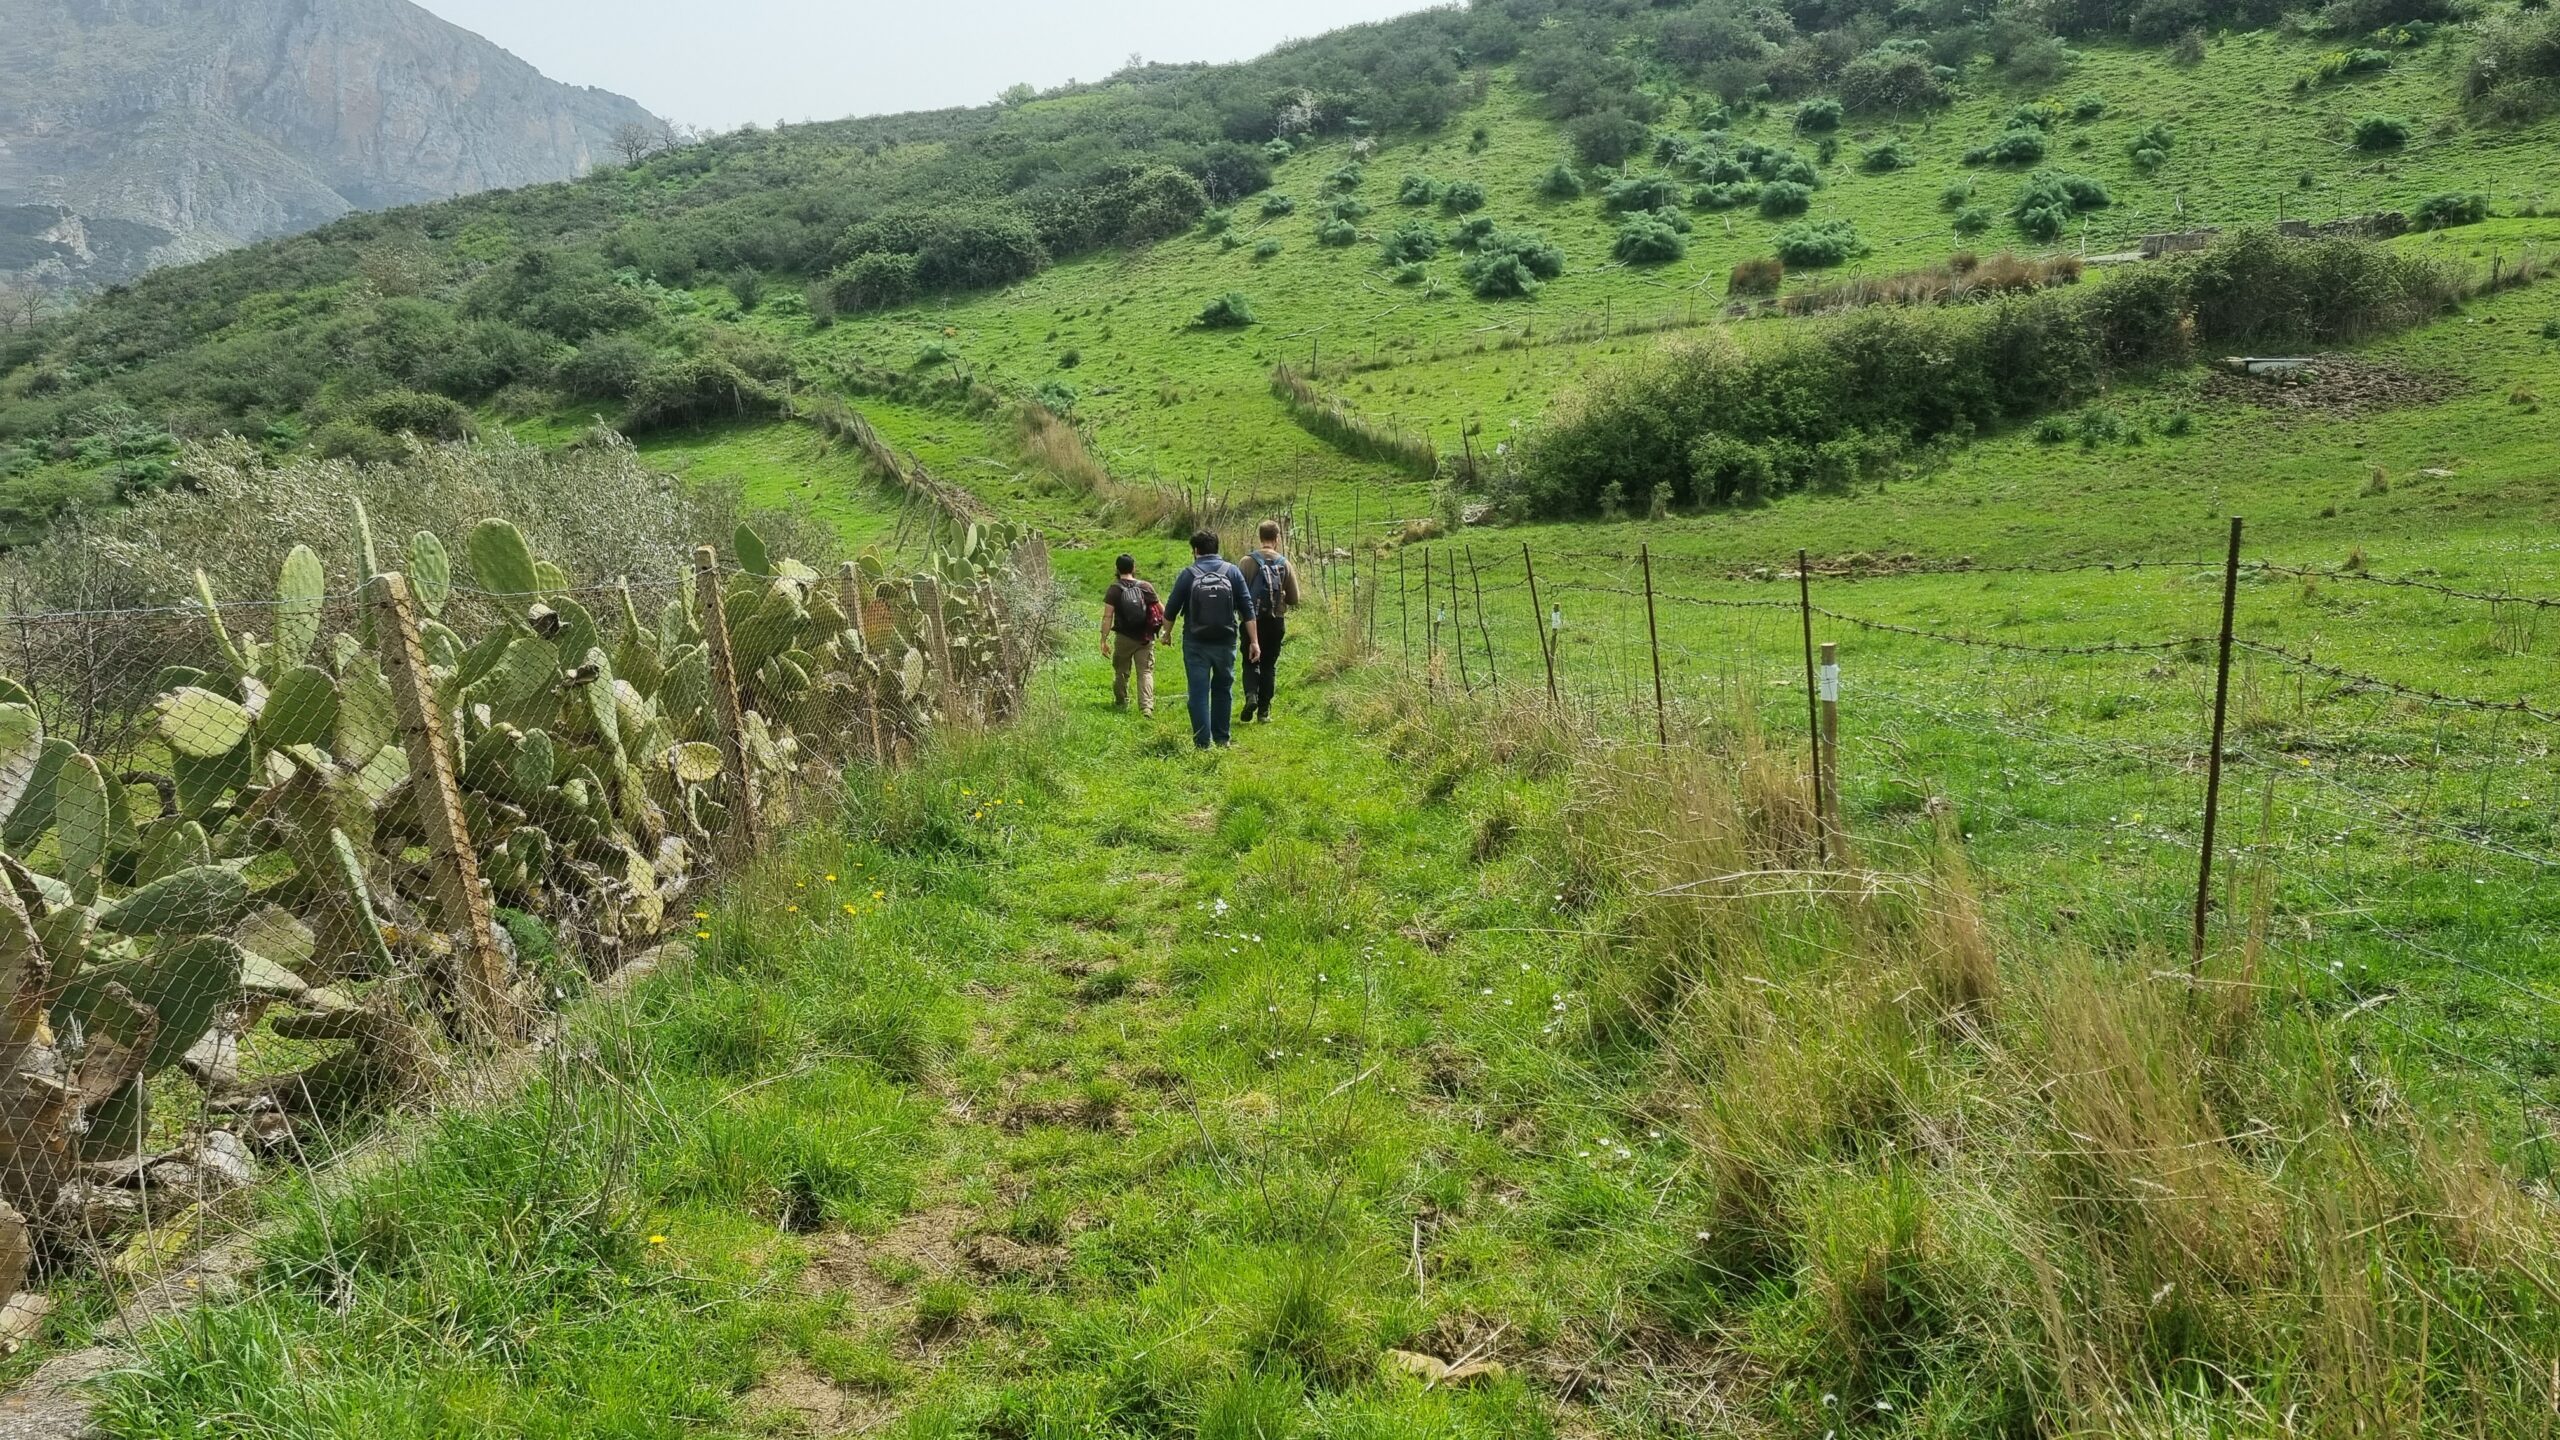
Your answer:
[1613,213,1689,265]
[1316,219,1359,247]
[1379,220,1442,266]
[1261,194,1298,218]
[1838,44,1950,112]
[1774,220,1865,267]
[2414,192,2488,229]
[1569,109,1654,167]
[1603,174,1683,213]
[1200,208,1233,235]
[625,355,784,430]
[1440,180,1487,214]
[1393,262,1429,285]
[354,389,474,441]
[1758,180,1814,217]
[1976,128,2048,166]
[1461,230,1566,298]
[2071,91,2109,119]
[1535,164,1584,199]
[556,335,655,400]
[1326,196,1371,222]
[1795,97,1844,132]
[1196,292,1257,329]
[1861,142,1910,172]
[1695,181,1760,210]
[1327,164,1365,191]
[2130,123,2176,161]
[826,251,920,313]
[2007,102,2062,131]
[1940,179,1975,209]
[1728,256,1785,295]
[1252,238,1284,261]
[1397,173,1442,206]
[2352,113,2411,149]
[2012,170,2111,240]
[1451,216,1497,250]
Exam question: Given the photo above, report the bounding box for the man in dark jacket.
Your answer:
[1100,553,1160,716]
[1237,519,1302,724]
[1163,530,1261,749]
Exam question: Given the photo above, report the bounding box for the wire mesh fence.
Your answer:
[0,514,1062,1338]
[1316,517,2559,1179]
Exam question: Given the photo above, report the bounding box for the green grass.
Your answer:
[85,621,2560,1434]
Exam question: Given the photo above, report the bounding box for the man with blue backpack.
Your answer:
[1163,529,1262,750]
[1237,520,1302,724]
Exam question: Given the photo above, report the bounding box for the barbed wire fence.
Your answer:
[1311,513,2559,1178]
[0,520,1062,1354]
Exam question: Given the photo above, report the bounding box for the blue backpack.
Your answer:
[1185,559,1240,642]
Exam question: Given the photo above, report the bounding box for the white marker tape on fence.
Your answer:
[1549,606,1563,632]
[1821,663,1840,703]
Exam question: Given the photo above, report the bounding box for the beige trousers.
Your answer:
[1112,633,1155,714]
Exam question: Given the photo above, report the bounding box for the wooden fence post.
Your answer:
[367,572,513,1043]
[2191,517,2245,978]
[695,546,763,864]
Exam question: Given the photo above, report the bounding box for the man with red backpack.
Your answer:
[1101,553,1164,716]
[1163,530,1261,750]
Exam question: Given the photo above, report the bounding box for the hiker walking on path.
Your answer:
[1237,519,1301,725]
[1101,553,1162,716]
[1163,529,1261,750]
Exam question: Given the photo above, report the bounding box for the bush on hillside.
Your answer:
[1940,179,1975,209]
[1440,180,1487,214]
[837,206,1051,296]
[1451,216,1497,250]
[557,335,656,400]
[2351,113,2411,149]
[2012,171,2111,241]
[1379,220,1442,265]
[2184,229,2457,349]
[1461,230,1566,298]
[1603,174,1683,213]
[353,389,475,442]
[2413,192,2489,229]
[1970,128,2048,166]
[1695,181,1761,210]
[1327,164,1365,191]
[1196,292,1257,329]
[625,355,785,431]
[2007,103,2062,132]
[1838,44,1951,112]
[1613,213,1689,264]
[1252,238,1284,261]
[1536,164,1585,199]
[1773,219,1865,266]
[1261,194,1298,218]
[2071,91,2108,119]
[1326,196,1372,222]
[1758,180,1814,217]
[1569,109,1654,167]
[1728,256,1785,295]
[1398,173,1442,206]
[1316,219,1359,247]
[2466,8,2560,119]
[1861,142,1910,172]
[1953,205,1994,235]
[1795,97,1844,132]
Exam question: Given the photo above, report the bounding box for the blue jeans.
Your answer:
[1182,637,1238,748]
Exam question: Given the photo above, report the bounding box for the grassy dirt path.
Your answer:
[83,646,1711,1438]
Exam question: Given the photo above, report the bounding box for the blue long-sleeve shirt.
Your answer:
[1163,554,1256,645]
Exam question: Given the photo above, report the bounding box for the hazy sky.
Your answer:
[420,0,1444,132]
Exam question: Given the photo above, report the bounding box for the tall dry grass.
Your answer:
[1013,403,1286,538]
[1373,682,2560,1432]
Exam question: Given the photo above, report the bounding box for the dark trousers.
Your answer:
[1243,614,1287,715]
[1182,636,1237,748]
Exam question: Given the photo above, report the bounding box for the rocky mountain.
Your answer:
[0,0,659,287]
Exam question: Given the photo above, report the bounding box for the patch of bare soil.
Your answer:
[2198,354,2463,418]
[741,1360,862,1436]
